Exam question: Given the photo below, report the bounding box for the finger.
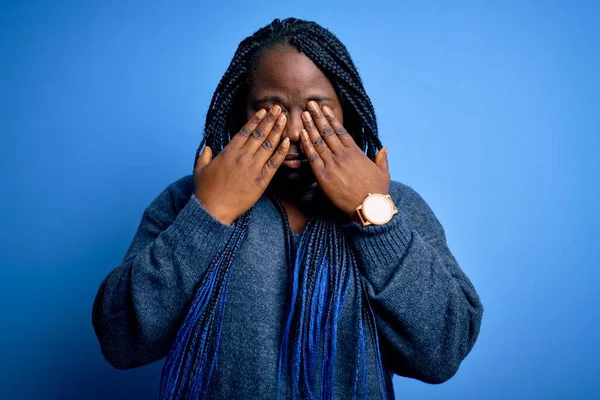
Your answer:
[321,105,357,147]
[229,109,268,148]
[307,101,344,153]
[262,137,291,180]
[242,105,283,153]
[375,147,389,171]
[299,128,325,172]
[194,146,213,172]
[302,111,333,162]
[255,113,287,161]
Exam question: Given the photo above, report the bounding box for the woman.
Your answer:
[92,18,484,399]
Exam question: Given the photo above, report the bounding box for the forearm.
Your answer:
[342,189,484,383]
[92,194,235,369]
[360,226,483,383]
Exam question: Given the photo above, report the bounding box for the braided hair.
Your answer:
[193,17,383,169]
[161,18,389,399]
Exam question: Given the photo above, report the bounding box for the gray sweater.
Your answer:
[92,174,483,399]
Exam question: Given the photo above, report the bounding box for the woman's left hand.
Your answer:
[300,101,391,215]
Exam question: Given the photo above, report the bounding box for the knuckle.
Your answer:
[322,127,334,137]
[265,113,277,123]
[334,127,347,136]
[252,129,265,139]
[271,124,283,135]
[261,139,274,150]
[239,127,251,137]
[251,115,262,125]
[254,175,265,188]
[235,152,248,165]
[267,159,277,169]
[308,152,320,163]
[313,137,325,147]
[332,155,344,167]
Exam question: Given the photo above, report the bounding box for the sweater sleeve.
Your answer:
[91,175,236,370]
[340,181,484,384]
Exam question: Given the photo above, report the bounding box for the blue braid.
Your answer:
[270,194,388,399]
[180,16,391,398]
[158,193,388,399]
[159,211,251,399]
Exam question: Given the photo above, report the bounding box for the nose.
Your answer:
[282,110,303,145]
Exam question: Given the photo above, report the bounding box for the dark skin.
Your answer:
[194,44,390,233]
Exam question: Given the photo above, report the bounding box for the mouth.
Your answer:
[283,153,308,169]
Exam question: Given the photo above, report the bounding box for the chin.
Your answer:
[271,166,318,198]
[268,170,342,219]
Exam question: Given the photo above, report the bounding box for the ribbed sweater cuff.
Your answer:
[341,212,413,292]
[167,194,236,247]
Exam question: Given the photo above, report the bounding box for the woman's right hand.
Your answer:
[193,105,290,225]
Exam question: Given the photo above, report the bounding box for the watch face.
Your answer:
[363,194,393,225]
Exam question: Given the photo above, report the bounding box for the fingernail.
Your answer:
[308,101,318,110]
[322,105,331,115]
[257,109,267,118]
[302,111,311,121]
[301,129,308,139]
[283,137,290,145]
[271,104,281,114]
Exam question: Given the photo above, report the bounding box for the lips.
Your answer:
[285,153,306,161]
[283,153,307,169]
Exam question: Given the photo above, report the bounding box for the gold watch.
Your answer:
[351,193,398,227]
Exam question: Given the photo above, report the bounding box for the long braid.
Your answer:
[162,17,389,399]
[270,194,385,399]
[160,212,251,398]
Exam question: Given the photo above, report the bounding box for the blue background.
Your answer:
[1,1,598,399]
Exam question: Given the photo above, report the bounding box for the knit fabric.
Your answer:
[92,174,484,399]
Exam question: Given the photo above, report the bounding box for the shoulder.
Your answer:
[163,174,195,201]
[388,179,430,212]
[145,174,195,218]
[388,179,447,243]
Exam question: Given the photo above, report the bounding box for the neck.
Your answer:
[267,182,348,222]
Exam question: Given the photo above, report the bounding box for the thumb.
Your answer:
[195,146,213,171]
[375,147,389,171]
